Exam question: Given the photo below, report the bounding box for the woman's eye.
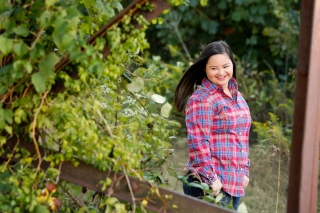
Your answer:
[223,66,229,68]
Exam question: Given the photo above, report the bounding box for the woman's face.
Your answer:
[205,53,233,89]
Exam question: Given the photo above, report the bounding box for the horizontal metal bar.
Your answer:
[4,138,233,213]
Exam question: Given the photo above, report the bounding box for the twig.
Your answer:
[124,68,154,82]
[122,165,136,213]
[32,90,50,172]
[22,83,31,98]
[129,92,150,116]
[61,183,83,208]
[114,77,121,127]
[96,109,113,136]
[5,136,19,166]
[276,139,281,213]
[129,168,142,181]
[29,27,44,50]
[173,26,191,61]
[55,161,63,184]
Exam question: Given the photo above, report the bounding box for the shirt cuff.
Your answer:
[244,166,249,177]
[189,166,217,185]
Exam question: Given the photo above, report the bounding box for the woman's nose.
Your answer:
[217,68,224,74]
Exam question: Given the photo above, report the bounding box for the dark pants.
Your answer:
[182,175,241,211]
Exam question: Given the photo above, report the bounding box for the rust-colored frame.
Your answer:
[287,0,320,212]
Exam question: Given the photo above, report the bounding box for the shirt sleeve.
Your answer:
[185,98,217,184]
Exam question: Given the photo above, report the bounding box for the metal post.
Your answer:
[287,0,320,212]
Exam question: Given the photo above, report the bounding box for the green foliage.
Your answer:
[236,58,295,135]
[0,0,184,212]
[253,113,291,153]
[177,175,248,212]
[146,0,299,76]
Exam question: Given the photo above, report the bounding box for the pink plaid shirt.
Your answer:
[185,77,251,197]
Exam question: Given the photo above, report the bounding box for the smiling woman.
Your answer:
[174,41,251,211]
[205,54,234,97]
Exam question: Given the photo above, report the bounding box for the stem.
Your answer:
[96,109,113,136]
[29,27,44,50]
[276,140,281,213]
[32,90,49,172]
[5,136,19,166]
[173,26,191,61]
[129,92,150,117]
[114,77,121,126]
[61,183,83,208]
[122,166,136,213]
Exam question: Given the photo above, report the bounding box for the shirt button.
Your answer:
[241,168,243,171]
[239,132,242,135]
[242,150,244,153]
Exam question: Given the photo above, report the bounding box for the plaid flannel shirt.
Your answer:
[185,77,251,197]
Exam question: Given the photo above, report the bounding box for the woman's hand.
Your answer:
[210,179,223,196]
[243,175,249,188]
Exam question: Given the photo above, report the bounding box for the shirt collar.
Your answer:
[201,77,238,97]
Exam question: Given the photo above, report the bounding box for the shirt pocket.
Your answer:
[212,106,237,132]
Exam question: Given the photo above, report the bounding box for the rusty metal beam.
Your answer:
[3,138,233,213]
[287,0,320,212]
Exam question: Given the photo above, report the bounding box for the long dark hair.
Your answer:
[174,41,237,112]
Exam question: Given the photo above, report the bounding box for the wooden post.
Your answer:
[287,0,320,212]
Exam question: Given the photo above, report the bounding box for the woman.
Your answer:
[174,41,251,211]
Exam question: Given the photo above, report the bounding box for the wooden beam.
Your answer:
[3,138,234,213]
[287,0,320,212]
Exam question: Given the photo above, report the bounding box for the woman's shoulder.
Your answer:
[187,86,219,106]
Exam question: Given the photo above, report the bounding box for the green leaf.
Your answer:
[4,109,13,123]
[200,0,208,7]
[39,53,59,73]
[69,185,82,198]
[126,77,144,93]
[151,94,166,104]
[32,72,46,93]
[177,175,188,184]
[38,11,53,28]
[0,109,5,129]
[218,1,227,9]
[187,182,204,189]
[83,0,91,8]
[161,102,172,118]
[22,61,33,73]
[45,0,57,7]
[215,192,223,203]
[13,25,29,37]
[14,108,26,124]
[167,166,177,178]
[0,86,6,96]
[231,11,242,22]
[13,42,29,57]
[33,205,50,213]
[5,126,12,135]
[0,36,13,55]
[200,182,209,191]
[203,195,215,202]
[258,5,268,15]
[30,43,45,59]
[237,202,248,213]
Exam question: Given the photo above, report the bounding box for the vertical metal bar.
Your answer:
[287,0,320,212]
